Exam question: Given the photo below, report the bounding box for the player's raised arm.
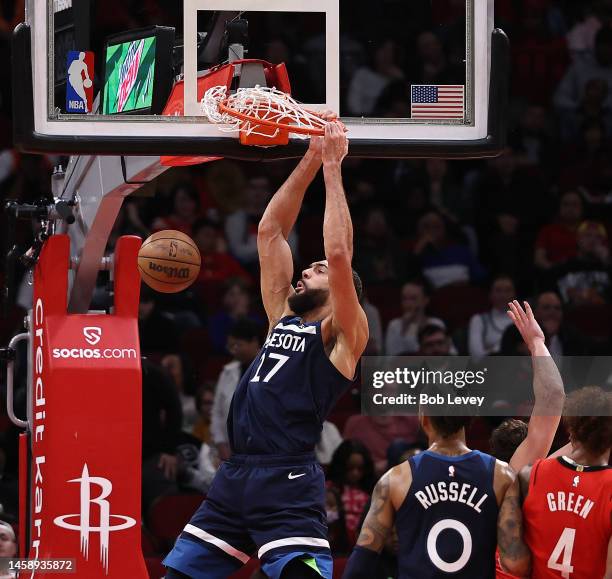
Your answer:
[497,467,531,577]
[257,137,323,328]
[321,123,368,370]
[344,471,395,578]
[506,300,565,472]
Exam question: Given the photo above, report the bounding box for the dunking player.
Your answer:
[163,122,368,578]
[500,386,612,578]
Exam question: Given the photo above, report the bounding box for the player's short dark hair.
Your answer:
[228,317,263,344]
[563,386,612,456]
[418,323,448,345]
[490,419,528,463]
[352,268,363,302]
[427,415,472,438]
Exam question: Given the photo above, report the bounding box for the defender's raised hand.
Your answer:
[322,121,349,165]
[507,300,545,352]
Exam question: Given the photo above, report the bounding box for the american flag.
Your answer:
[411,85,465,119]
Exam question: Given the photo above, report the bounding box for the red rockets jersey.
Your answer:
[523,457,612,579]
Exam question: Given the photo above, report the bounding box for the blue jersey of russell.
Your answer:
[227,315,353,455]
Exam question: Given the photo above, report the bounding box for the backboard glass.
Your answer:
[13,0,508,159]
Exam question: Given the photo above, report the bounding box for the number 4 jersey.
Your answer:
[228,315,353,455]
[397,450,499,578]
[523,457,612,579]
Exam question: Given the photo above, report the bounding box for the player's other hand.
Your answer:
[322,121,349,166]
[507,300,545,351]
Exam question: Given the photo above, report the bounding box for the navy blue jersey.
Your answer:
[228,315,352,455]
[396,450,499,579]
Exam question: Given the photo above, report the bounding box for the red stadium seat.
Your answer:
[145,556,165,579]
[148,493,206,550]
[428,283,489,332]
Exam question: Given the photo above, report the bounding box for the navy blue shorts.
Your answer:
[163,453,332,578]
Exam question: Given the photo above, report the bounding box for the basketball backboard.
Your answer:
[13,0,508,159]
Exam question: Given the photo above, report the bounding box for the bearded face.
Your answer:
[287,287,329,316]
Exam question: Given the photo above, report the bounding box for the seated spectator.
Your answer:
[410,211,486,289]
[510,3,569,106]
[554,25,612,116]
[534,190,585,269]
[354,207,405,283]
[551,220,612,305]
[385,279,445,355]
[346,39,404,116]
[191,384,215,445]
[316,421,344,466]
[327,441,376,545]
[192,217,252,286]
[207,279,264,354]
[510,104,558,170]
[566,3,612,60]
[417,324,455,356]
[224,173,298,273]
[558,77,612,141]
[468,275,516,357]
[210,319,263,460]
[410,30,464,85]
[138,286,180,356]
[343,416,420,475]
[0,520,17,561]
[177,438,219,495]
[161,353,198,433]
[326,487,351,555]
[141,359,183,510]
[420,159,474,225]
[151,181,203,236]
[533,291,590,356]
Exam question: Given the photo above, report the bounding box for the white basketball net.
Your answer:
[200,85,329,140]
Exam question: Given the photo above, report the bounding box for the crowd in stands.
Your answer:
[1,0,612,574]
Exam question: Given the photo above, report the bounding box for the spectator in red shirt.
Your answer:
[534,190,584,269]
[192,218,252,286]
[327,441,376,546]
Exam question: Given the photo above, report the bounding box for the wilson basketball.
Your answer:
[138,230,201,293]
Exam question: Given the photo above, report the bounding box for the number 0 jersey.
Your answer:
[523,457,612,579]
[227,315,353,455]
[397,450,499,579]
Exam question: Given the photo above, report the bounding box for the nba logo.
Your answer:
[66,50,94,113]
